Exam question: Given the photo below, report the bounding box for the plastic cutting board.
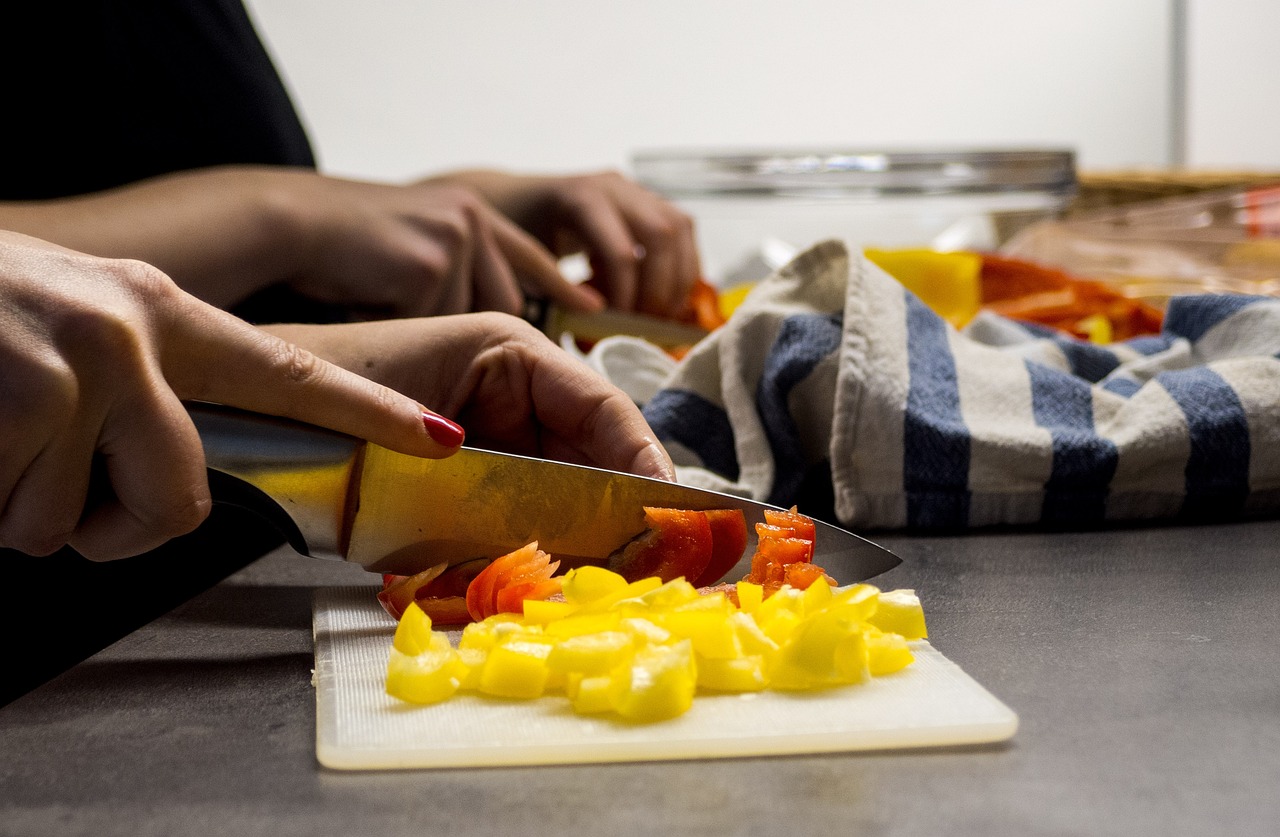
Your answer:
[313,587,1018,770]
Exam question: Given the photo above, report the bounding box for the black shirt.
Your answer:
[0,0,315,200]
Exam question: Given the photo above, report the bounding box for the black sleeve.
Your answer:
[0,0,316,200]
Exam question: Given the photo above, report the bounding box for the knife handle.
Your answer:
[187,402,363,561]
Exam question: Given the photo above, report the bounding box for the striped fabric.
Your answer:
[641,240,1280,530]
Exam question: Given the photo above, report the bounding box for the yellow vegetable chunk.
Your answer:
[385,639,464,705]
[560,565,629,605]
[657,609,741,659]
[864,247,982,328]
[570,674,619,714]
[543,611,622,639]
[458,616,526,651]
[736,581,764,613]
[637,578,700,609]
[455,646,486,690]
[866,589,928,640]
[522,598,578,625]
[577,576,664,614]
[728,612,779,659]
[865,628,915,676]
[697,656,768,692]
[478,638,555,699]
[546,630,634,675]
[770,610,868,690]
[385,557,929,722]
[392,601,435,656]
[613,640,696,722]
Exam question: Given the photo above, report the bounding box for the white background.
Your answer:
[242,0,1275,181]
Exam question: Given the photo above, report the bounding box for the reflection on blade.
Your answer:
[345,445,900,582]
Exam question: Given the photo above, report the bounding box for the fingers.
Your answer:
[485,318,674,480]
[546,173,701,316]
[69,390,212,561]
[465,208,527,317]
[486,210,604,313]
[0,412,95,557]
[161,299,465,460]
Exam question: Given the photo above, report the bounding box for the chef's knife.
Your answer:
[190,402,900,582]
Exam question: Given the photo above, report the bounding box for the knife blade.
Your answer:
[190,402,900,583]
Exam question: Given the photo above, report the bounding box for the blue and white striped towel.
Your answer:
[641,240,1280,530]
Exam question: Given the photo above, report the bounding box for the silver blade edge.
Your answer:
[345,445,901,584]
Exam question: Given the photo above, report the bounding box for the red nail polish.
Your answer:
[422,412,465,447]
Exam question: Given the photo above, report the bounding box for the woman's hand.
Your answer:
[0,167,607,319]
[267,313,675,480]
[0,232,462,561]
[436,169,702,317]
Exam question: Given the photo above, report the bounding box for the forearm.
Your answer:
[0,166,311,308]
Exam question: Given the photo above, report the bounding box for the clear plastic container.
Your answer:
[1000,183,1280,305]
[631,147,1076,285]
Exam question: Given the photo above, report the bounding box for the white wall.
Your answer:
[1184,0,1280,168]
[244,0,1176,182]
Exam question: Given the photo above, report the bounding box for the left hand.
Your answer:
[266,313,675,480]
[434,170,702,318]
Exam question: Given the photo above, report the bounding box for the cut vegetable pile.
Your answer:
[381,507,927,722]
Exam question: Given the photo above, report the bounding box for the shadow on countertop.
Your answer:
[0,505,285,708]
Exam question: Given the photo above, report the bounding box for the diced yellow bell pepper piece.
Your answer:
[613,640,696,722]
[619,616,671,646]
[522,598,578,625]
[770,610,867,690]
[637,578,700,609]
[829,584,881,622]
[455,646,487,690]
[759,609,802,645]
[546,630,634,675]
[458,615,526,651]
[736,581,764,614]
[478,638,555,699]
[801,576,834,613]
[560,565,629,605]
[657,609,741,659]
[392,601,435,656]
[674,590,734,614]
[755,586,805,626]
[570,674,619,714]
[867,589,928,640]
[577,576,664,614]
[543,611,622,639]
[697,656,767,692]
[385,640,464,705]
[728,612,779,659]
[865,627,915,676]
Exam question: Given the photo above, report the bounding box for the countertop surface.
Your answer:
[2,518,1278,837]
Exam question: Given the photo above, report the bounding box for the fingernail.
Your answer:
[422,412,465,447]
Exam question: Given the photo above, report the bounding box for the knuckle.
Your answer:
[267,341,325,386]
[152,490,213,538]
[0,353,79,426]
[433,213,473,251]
[0,517,73,557]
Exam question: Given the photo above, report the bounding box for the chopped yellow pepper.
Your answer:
[385,567,929,722]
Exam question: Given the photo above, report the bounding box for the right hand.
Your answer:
[282,174,607,318]
[0,232,461,562]
[0,167,606,320]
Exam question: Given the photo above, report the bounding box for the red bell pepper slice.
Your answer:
[608,507,714,585]
[690,509,748,588]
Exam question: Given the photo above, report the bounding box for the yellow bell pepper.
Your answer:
[385,563,929,723]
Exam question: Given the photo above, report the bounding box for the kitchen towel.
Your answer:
[641,239,1280,530]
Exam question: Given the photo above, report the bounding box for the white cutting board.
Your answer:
[313,587,1017,771]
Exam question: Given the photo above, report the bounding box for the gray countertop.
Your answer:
[2,518,1278,836]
